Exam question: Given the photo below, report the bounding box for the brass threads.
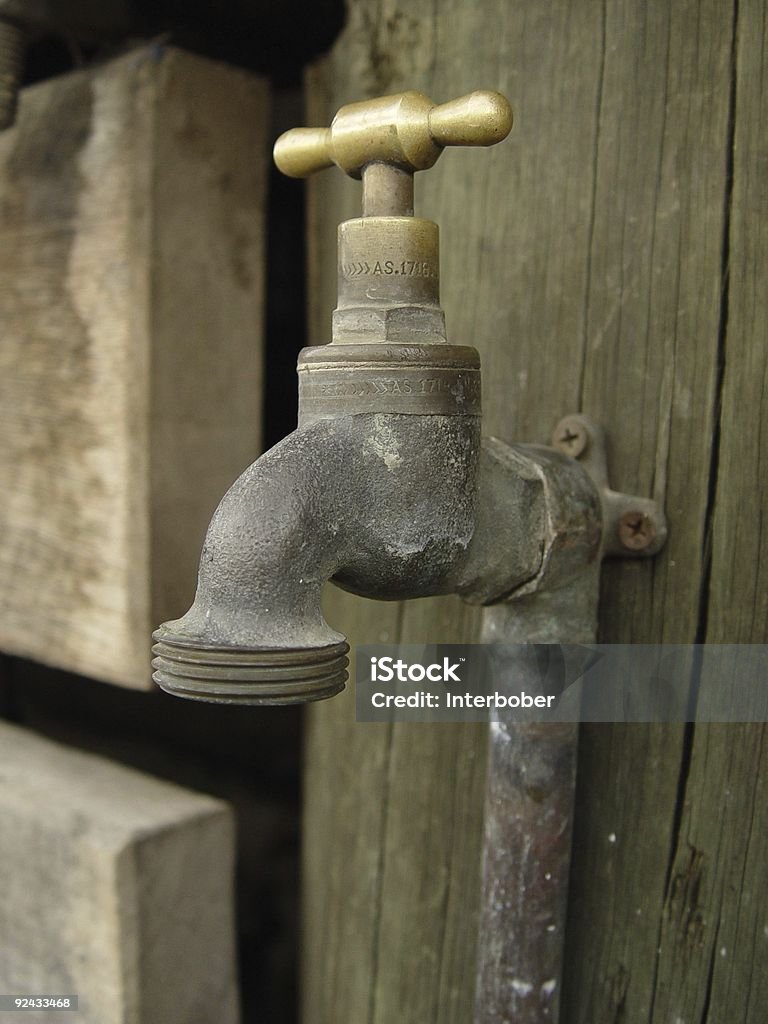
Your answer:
[152,633,350,705]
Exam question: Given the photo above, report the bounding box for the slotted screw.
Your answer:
[618,511,656,552]
[552,416,589,458]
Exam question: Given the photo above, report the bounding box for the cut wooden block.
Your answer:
[0,721,239,1023]
[0,46,268,688]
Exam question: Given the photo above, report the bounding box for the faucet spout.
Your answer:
[153,409,486,704]
[153,420,350,704]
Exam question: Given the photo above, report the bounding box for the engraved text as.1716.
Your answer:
[342,259,437,279]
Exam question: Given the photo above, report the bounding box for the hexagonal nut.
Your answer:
[460,439,548,605]
[332,305,447,345]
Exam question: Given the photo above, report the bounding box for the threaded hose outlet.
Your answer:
[152,630,349,705]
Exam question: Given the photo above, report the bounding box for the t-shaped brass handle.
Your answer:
[273,90,513,180]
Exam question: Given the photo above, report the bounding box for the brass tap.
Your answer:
[277,91,513,353]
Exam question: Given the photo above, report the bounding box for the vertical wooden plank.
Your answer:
[649,723,768,1023]
[0,62,153,687]
[649,3,768,1021]
[708,0,768,646]
[563,2,734,1021]
[302,598,400,1024]
[368,599,485,1024]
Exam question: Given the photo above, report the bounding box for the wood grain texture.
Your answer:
[0,47,267,688]
[561,2,734,1020]
[302,0,765,1021]
[648,3,768,1021]
[709,0,768,646]
[0,720,239,1024]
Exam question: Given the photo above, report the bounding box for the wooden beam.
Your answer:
[0,47,268,688]
[0,720,239,1023]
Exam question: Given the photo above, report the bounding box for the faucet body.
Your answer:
[152,378,601,703]
[152,90,658,705]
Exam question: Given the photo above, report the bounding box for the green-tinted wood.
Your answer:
[650,723,768,1022]
[708,0,768,645]
[302,597,399,1024]
[370,599,484,1024]
[649,3,768,1021]
[301,1,762,1022]
[563,2,734,1020]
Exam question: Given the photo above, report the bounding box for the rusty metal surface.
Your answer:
[474,415,665,1024]
[150,411,609,705]
[153,412,481,703]
[475,572,598,1024]
[478,715,580,1023]
[552,414,667,559]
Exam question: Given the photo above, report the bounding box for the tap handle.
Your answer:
[273,89,513,180]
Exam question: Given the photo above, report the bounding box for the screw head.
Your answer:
[552,416,589,458]
[618,511,656,551]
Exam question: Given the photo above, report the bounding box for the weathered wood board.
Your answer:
[0,720,239,1024]
[0,47,267,688]
[646,2,768,1021]
[302,1,765,1021]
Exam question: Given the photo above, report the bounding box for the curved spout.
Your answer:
[153,420,352,705]
[153,413,480,704]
